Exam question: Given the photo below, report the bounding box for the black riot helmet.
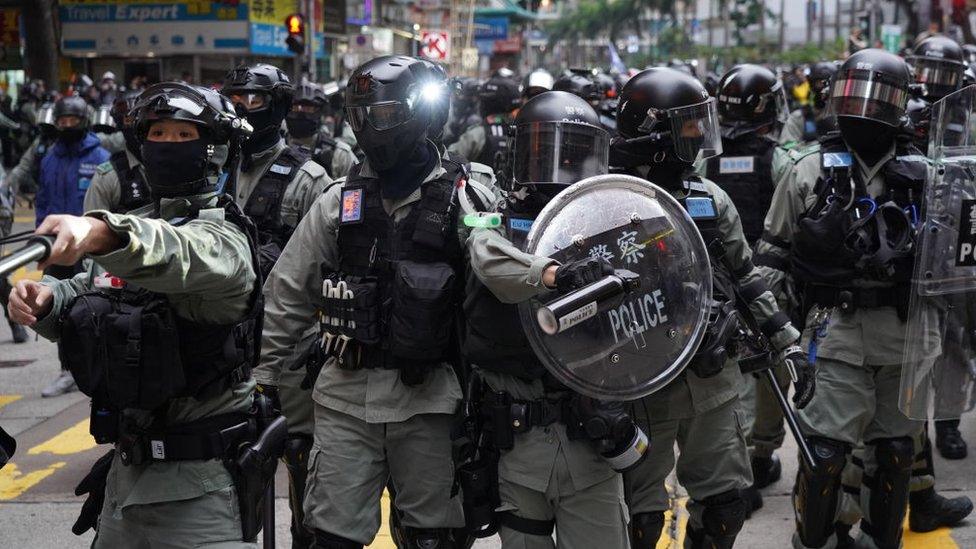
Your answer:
[964,44,976,65]
[828,48,911,129]
[807,61,839,112]
[221,64,294,151]
[344,55,447,170]
[511,91,609,192]
[523,69,555,99]
[53,95,91,130]
[286,82,328,139]
[132,82,250,198]
[716,64,788,138]
[614,67,722,165]
[478,74,521,117]
[908,35,967,101]
[111,90,144,157]
[417,59,450,142]
[553,72,602,105]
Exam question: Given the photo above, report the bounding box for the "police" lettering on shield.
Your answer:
[607,290,668,343]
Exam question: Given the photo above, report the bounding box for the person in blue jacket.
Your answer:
[35,94,110,397]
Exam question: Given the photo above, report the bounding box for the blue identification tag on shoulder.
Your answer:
[685,196,718,220]
[822,152,852,168]
[508,217,534,233]
[340,187,364,224]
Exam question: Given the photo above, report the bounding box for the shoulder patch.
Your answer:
[96,161,115,175]
[300,158,328,179]
[196,207,226,223]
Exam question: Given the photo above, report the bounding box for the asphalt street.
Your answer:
[2,210,975,549]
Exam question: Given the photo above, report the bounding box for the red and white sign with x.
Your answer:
[420,30,450,61]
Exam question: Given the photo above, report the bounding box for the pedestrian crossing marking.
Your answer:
[28,418,96,456]
[0,395,22,409]
[0,461,65,500]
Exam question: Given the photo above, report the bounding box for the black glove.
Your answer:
[256,384,282,416]
[72,449,115,535]
[554,257,614,293]
[782,344,815,409]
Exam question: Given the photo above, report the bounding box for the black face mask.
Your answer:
[141,138,212,198]
[838,117,896,158]
[286,114,319,139]
[59,127,86,144]
[243,105,286,154]
[375,141,435,200]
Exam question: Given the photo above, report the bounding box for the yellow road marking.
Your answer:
[0,461,65,500]
[903,512,959,548]
[27,419,96,456]
[367,489,396,548]
[9,265,42,284]
[0,395,22,409]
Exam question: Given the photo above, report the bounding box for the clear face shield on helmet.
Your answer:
[908,56,965,99]
[92,105,116,133]
[512,121,610,187]
[638,97,723,162]
[346,80,446,132]
[719,81,789,139]
[826,69,910,127]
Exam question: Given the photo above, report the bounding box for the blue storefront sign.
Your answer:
[474,17,508,41]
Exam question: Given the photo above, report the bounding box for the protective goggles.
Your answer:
[346,82,445,132]
[227,92,269,112]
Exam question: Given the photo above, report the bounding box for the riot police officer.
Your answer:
[756,48,931,549]
[285,81,358,180]
[521,69,554,101]
[460,90,637,549]
[610,67,808,549]
[84,91,152,213]
[7,82,268,548]
[443,77,482,148]
[448,73,520,168]
[221,63,332,548]
[255,55,518,549]
[220,63,332,277]
[780,61,838,145]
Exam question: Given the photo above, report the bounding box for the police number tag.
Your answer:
[957,199,976,266]
[718,156,755,174]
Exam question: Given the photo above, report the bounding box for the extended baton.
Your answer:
[0,235,53,277]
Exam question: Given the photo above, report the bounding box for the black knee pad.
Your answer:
[313,529,363,549]
[629,511,665,549]
[403,527,454,548]
[862,436,913,549]
[794,437,850,548]
[699,489,747,539]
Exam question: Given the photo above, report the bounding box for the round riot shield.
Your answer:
[518,174,712,401]
[900,85,976,420]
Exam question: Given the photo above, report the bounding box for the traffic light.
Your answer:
[285,13,305,55]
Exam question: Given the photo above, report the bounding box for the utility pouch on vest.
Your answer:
[389,260,456,361]
[61,292,186,410]
[323,276,381,345]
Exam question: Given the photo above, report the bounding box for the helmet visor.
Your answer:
[668,98,723,162]
[346,101,412,132]
[827,69,909,126]
[36,104,56,128]
[909,57,964,97]
[513,121,610,186]
[92,105,116,132]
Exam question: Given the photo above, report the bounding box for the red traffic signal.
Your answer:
[285,13,305,54]
[285,13,305,35]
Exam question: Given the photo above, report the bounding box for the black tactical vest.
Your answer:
[243,145,309,248]
[58,199,263,412]
[478,114,512,169]
[791,136,923,286]
[334,162,465,370]
[705,135,776,245]
[462,199,549,381]
[109,151,152,213]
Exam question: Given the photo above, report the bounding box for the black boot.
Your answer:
[909,487,974,533]
[751,454,782,489]
[834,523,855,548]
[935,420,968,460]
[741,485,763,518]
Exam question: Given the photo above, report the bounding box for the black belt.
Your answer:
[118,413,253,465]
[805,285,908,312]
[483,391,570,433]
